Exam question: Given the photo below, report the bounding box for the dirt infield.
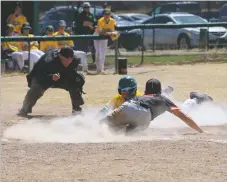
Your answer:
[1,63,227,182]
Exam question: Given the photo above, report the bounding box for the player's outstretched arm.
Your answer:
[171,109,204,133]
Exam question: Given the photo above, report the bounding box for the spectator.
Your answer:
[1,24,22,70]
[94,10,118,74]
[53,20,88,72]
[7,3,27,35]
[75,2,96,63]
[19,22,45,71]
[40,25,58,52]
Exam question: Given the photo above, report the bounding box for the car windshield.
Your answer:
[173,15,207,24]
[177,4,201,14]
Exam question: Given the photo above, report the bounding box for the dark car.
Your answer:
[148,2,202,17]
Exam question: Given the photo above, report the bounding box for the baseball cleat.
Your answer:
[162,86,174,95]
[190,92,213,104]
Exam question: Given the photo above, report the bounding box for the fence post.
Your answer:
[28,41,31,72]
[207,1,210,51]
[140,29,144,65]
[114,38,119,74]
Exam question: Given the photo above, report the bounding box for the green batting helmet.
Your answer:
[118,76,137,93]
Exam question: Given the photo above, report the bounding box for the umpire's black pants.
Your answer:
[21,72,85,114]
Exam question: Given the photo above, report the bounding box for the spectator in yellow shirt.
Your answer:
[40,25,58,52]
[1,24,22,70]
[94,10,119,74]
[7,3,27,35]
[16,22,45,71]
[53,20,88,72]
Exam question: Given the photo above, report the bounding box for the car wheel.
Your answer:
[178,35,191,49]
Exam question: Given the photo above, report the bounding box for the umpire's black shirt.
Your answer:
[27,48,80,89]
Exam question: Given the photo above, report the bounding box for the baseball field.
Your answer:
[1,61,227,182]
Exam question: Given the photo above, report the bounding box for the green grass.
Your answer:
[87,54,226,65]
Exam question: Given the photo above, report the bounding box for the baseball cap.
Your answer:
[58,20,66,27]
[46,25,54,31]
[22,22,31,29]
[83,2,91,8]
[103,9,111,15]
[59,47,74,58]
[6,24,14,29]
[144,78,162,95]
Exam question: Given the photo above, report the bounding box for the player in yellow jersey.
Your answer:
[1,24,22,70]
[94,9,119,74]
[15,22,45,71]
[39,25,58,52]
[96,76,174,119]
[96,76,142,118]
[53,20,88,72]
[7,3,27,35]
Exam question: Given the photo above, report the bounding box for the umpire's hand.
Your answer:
[52,73,60,81]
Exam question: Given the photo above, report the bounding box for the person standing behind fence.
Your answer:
[7,3,27,36]
[94,10,117,74]
[53,20,88,72]
[19,22,45,71]
[40,25,58,52]
[76,2,96,63]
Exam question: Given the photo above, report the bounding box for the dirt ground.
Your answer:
[1,63,227,182]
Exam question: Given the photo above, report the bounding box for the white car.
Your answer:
[129,13,227,49]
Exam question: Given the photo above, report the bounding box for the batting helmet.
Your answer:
[118,76,137,94]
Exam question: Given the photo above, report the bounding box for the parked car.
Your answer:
[128,13,227,49]
[219,4,227,22]
[117,13,150,23]
[147,2,202,17]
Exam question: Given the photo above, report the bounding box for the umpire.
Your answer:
[17,47,86,117]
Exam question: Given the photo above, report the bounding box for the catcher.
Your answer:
[99,78,204,134]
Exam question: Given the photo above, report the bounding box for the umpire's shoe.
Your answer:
[72,106,84,116]
[17,109,28,117]
[190,92,213,104]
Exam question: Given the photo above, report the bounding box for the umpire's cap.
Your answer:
[144,78,162,95]
[59,47,74,58]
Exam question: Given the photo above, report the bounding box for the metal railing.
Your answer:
[1,22,227,73]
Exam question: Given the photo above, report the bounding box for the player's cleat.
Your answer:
[17,109,28,117]
[162,86,174,95]
[190,92,213,104]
